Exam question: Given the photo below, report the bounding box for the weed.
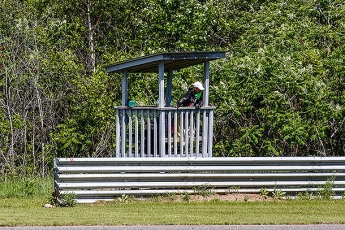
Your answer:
[116,194,129,203]
[260,187,269,198]
[165,192,177,200]
[211,198,220,203]
[296,191,314,200]
[182,191,191,201]
[59,192,77,207]
[193,184,214,197]
[47,191,57,205]
[317,176,335,200]
[243,195,249,202]
[272,187,285,199]
[227,186,240,194]
[150,194,162,202]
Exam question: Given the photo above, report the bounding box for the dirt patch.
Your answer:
[93,193,277,205]
[152,193,275,202]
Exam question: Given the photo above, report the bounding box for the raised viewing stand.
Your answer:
[106,52,226,158]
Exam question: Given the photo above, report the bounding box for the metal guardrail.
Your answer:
[54,157,345,203]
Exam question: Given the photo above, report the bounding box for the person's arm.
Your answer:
[195,99,204,109]
[176,90,193,108]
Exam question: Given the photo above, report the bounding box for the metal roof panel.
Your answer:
[105,51,226,73]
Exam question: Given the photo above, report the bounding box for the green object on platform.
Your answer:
[128,100,136,107]
[195,92,202,99]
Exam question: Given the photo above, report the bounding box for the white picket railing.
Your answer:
[115,106,215,158]
[54,157,345,203]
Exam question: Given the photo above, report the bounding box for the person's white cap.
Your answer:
[193,81,204,90]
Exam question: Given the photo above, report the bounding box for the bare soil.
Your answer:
[156,193,275,202]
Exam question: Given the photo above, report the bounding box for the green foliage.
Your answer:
[272,187,286,200]
[49,70,118,157]
[59,192,77,207]
[116,194,130,203]
[193,184,215,197]
[260,187,269,198]
[1,0,345,178]
[164,191,177,200]
[182,191,191,201]
[212,0,345,157]
[228,186,240,194]
[296,191,315,201]
[0,177,52,198]
[317,176,335,200]
[2,197,345,225]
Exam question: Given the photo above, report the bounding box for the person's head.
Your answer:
[192,81,204,93]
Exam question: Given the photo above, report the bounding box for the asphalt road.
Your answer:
[0,225,344,230]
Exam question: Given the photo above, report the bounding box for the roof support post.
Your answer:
[158,61,165,108]
[122,70,128,106]
[166,69,173,107]
[202,61,210,157]
[158,61,166,157]
[203,61,209,107]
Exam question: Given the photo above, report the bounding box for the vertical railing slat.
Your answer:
[153,110,158,157]
[184,111,189,156]
[134,110,139,158]
[168,110,172,157]
[196,111,200,157]
[180,110,184,156]
[208,110,213,157]
[202,110,208,157]
[116,109,120,157]
[147,110,151,157]
[141,110,145,157]
[174,111,178,156]
[128,110,133,157]
[159,110,166,157]
[121,110,127,158]
[189,110,194,157]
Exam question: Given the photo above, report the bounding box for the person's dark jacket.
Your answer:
[176,87,203,109]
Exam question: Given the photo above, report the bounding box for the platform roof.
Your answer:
[105,51,226,73]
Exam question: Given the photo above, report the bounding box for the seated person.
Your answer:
[176,81,204,109]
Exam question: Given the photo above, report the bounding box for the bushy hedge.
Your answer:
[1,0,345,177]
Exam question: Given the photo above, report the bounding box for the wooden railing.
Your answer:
[115,106,215,157]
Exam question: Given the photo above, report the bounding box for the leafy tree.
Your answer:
[1,0,345,178]
[212,0,345,156]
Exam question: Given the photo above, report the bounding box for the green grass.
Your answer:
[0,197,345,226]
[0,177,345,226]
[0,176,53,198]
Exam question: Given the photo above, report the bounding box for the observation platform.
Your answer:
[106,52,226,157]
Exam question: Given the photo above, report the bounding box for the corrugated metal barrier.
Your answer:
[54,157,345,203]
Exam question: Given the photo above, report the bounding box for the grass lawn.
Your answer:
[0,197,345,226]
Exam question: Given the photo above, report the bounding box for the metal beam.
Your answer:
[203,61,209,107]
[158,61,166,156]
[166,69,173,106]
[121,70,128,106]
